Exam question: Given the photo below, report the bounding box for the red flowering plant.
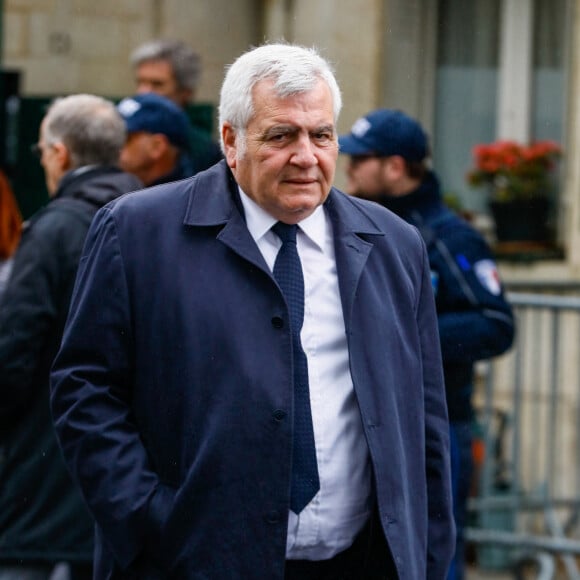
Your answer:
[466,140,562,202]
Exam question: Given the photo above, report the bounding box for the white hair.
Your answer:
[218,43,342,155]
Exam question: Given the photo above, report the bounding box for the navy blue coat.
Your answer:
[51,161,454,579]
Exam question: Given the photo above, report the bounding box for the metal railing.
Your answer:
[466,292,580,578]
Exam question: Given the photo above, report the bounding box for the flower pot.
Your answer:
[489,198,550,243]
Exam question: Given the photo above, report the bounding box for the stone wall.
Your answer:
[4,0,154,97]
[3,0,260,105]
[2,0,384,132]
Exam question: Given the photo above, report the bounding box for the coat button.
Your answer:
[273,409,286,422]
[265,510,280,524]
[271,316,284,329]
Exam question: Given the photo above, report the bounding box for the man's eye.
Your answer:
[314,132,332,140]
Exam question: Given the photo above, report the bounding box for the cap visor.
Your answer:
[338,134,373,155]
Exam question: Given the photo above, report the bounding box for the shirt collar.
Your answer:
[238,186,327,251]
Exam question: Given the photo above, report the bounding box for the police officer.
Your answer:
[339,109,515,580]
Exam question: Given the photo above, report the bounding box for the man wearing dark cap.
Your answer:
[117,92,194,186]
[340,108,515,580]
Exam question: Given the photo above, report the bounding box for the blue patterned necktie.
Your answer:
[272,221,320,513]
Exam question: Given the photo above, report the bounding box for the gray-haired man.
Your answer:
[0,94,141,580]
[130,38,222,174]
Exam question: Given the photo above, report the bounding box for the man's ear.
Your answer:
[150,134,171,160]
[53,142,71,171]
[221,123,238,170]
[383,155,407,179]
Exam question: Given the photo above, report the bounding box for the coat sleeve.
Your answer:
[415,236,456,578]
[50,207,176,570]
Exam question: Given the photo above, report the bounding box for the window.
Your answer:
[433,0,568,212]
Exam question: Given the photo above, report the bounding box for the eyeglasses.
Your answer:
[30,143,42,158]
[30,142,55,158]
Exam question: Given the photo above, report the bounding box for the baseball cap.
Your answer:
[338,109,428,162]
[117,93,191,151]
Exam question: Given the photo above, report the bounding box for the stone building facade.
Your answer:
[4,0,580,561]
[3,0,580,284]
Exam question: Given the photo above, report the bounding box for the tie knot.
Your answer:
[272,221,298,244]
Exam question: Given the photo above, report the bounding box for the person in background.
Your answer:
[117,92,194,186]
[130,38,223,174]
[339,108,515,580]
[0,170,21,298]
[50,43,454,579]
[0,94,142,580]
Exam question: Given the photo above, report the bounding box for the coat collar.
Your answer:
[323,191,384,330]
[181,161,384,323]
[183,161,242,227]
[182,160,384,239]
[183,161,266,271]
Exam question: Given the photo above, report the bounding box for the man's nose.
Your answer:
[135,83,151,94]
[291,135,317,166]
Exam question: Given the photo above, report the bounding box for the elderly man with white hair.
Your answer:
[51,45,454,579]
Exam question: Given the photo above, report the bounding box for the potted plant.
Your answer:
[466,140,562,243]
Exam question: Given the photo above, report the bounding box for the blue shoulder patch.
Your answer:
[430,270,439,295]
[456,254,471,271]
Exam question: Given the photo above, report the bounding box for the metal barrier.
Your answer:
[466,292,580,578]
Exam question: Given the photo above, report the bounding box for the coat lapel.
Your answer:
[182,161,270,273]
[181,165,385,310]
[324,190,384,332]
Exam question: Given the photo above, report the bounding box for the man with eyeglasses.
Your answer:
[339,108,515,580]
[0,94,141,580]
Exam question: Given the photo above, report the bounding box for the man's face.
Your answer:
[345,155,391,200]
[119,132,158,185]
[135,60,191,107]
[223,79,338,224]
[38,119,65,197]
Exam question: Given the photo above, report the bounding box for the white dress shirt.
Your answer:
[238,189,371,560]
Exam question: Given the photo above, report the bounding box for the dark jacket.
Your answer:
[379,171,515,421]
[51,161,454,579]
[0,165,142,563]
